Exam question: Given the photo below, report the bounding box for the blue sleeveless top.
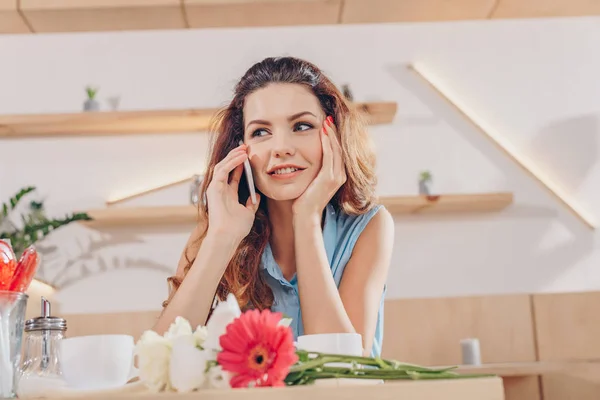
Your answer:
[261,203,385,357]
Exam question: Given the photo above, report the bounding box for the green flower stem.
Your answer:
[290,351,456,373]
[284,350,494,386]
[319,367,490,379]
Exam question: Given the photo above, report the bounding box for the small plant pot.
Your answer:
[83,99,100,112]
[418,180,432,196]
[107,96,121,111]
[189,175,204,205]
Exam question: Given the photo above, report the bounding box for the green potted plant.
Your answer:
[83,86,100,111]
[418,170,433,196]
[0,187,92,258]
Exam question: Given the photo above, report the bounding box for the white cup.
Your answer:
[59,334,135,391]
[297,333,363,356]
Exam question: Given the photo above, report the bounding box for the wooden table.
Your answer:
[48,378,505,400]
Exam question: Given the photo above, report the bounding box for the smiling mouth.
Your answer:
[269,166,306,176]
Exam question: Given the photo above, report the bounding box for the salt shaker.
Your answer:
[18,297,68,396]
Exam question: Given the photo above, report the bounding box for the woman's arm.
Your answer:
[153,143,260,334]
[153,222,240,335]
[294,208,394,354]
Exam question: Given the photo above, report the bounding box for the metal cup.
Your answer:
[0,291,28,399]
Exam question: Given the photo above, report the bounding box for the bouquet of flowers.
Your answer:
[135,294,488,392]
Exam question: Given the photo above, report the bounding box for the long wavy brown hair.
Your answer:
[164,56,378,313]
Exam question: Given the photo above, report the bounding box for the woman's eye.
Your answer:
[251,128,269,137]
[294,122,313,132]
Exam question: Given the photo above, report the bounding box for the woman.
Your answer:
[155,56,394,357]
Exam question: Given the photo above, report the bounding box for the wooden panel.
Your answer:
[533,291,600,400]
[341,0,496,23]
[503,377,541,400]
[20,0,186,33]
[64,310,161,340]
[383,295,538,400]
[381,295,536,366]
[492,0,600,19]
[533,291,600,361]
[5,0,600,35]
[541,363,600,400]
[0,102,396,139]
[184,0,341,29]
[0,0,30,33]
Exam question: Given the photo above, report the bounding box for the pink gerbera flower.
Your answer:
[217,309,298,388]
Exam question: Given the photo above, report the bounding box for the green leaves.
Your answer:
[0,186,93,257]
[86,86,98,100]
[419,170,432,182]
[1,186,35,220]
[284,350,493,386]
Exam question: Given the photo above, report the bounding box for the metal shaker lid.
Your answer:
[25,297,67,332]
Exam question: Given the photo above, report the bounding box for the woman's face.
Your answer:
[243,83,325,201]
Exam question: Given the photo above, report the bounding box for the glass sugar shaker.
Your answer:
[18,297,68,395]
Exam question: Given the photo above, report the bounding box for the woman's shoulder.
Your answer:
[331,202,386,227]
[328,203,392,243]
[325,203,394,276]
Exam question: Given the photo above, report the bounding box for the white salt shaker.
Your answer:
[460,338,481,365]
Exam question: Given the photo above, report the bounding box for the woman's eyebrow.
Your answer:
[288,111,317,121]
[245,111,317,130]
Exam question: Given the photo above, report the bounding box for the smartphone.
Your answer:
[239,140,257,205]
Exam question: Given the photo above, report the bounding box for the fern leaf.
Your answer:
[1,186,36,219]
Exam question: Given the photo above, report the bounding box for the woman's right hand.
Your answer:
[205,143,261,242]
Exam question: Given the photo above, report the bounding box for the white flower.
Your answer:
[193,326,208,348]
[203,293,241,351]
[279,318,293,327]
[169,336,208,393]
[205,365,231,389]
[165,317,194,340]
[135,330,172,392]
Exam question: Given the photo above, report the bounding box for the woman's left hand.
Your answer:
[292,116,347,221]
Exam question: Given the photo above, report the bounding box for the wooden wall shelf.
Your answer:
[83,193,513,227]
[3,0,598,35]
[383,192,513,214]
[0,101,396,139]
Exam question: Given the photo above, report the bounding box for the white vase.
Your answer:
[418,180,432,196]
[83,99,100,112]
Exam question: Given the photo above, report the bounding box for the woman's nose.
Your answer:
[272,134,296,158]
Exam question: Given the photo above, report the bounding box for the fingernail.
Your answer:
[327,116,333,125]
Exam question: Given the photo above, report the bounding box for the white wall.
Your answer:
[1,16,599,314]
